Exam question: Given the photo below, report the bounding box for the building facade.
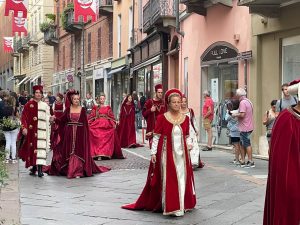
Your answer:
[173,0,252,149]
[49,0,113,102]
[239,0,300,155]
[13,0,55,94]
[0,4,14,91]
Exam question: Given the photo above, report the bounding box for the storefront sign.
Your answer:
[94,68,104,79]
[66,73,74,82]
[202,44,238,63]
[237,50,252,60]
[211,78,219,103]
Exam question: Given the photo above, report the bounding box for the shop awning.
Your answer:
[107,66,126,76]
[132,55,161,72]
[17,76,30,86]
[7,76,15,81]
[30,75,41,83]
[47,81,69,88]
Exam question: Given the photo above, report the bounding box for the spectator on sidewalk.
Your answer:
[262,100,278,153]
[0,91,19,164]
[225,99,241,165]
[263,79,300,225]
[232,88,255,168]
[47,91,56,107]
[202,90,214,151]
[122,88,196,216]
[276,83,298,112]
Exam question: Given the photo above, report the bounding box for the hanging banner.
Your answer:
[3,37,14,53]
[5,0,28,18]
[12,13,28,36]
[74,0,99,23]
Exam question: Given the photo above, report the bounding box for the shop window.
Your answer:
[282,35,300,84]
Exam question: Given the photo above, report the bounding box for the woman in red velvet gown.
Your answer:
[263,80,300,225]
[117,94,142,148]
[46,90,110,178]
[88,93,124,159]
[122,89,196,216]
[48,93,65,175]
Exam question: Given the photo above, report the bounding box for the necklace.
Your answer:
[166,112,184,124]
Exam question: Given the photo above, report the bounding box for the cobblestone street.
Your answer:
[16,146,268,225]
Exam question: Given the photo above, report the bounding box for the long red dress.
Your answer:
[48,102,65,175]
[117,97,142,148]
[88,105,124,159]
[122,114,196,216]
[263,107,300,225]
[45,107,110,178]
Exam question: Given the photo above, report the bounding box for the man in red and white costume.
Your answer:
[142,84,166,148]
[19,85,51,177]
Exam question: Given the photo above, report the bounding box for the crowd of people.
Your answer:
[0,79,299,222]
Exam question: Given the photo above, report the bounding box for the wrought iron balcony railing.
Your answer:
[99,0,113,14]
[44,29,59,46]
[143,0,175,33]
[65,10,84,33]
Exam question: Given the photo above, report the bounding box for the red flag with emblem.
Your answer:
[3,37,14,53]
[5,0,28,18]
[74,0,99,23]
[12,13,28,36]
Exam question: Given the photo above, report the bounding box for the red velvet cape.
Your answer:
[18,100,39,168]
[122,114,196,214]
[88,105,124,159]
[263,108,300,225]
[117,98,142,148]
[142,99,166,138]
[45,107,110,178]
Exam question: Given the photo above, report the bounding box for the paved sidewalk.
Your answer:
[17,147,268,225]
[0,163,20,225]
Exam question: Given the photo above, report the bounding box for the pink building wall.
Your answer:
[169,0,251,118]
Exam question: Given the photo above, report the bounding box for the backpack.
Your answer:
[279,96,297,112]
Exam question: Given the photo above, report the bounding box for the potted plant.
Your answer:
[61,3,74,30]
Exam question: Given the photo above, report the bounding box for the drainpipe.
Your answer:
[175,0,184,37]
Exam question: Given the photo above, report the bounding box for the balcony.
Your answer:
[44,29,59,46]
[16,37,29,53]
[180,0,232,16]
[99,0,113,15]
[143,0,176,34]
[64,10,84,33]
[238,0,291,17]
[27,33,38,46]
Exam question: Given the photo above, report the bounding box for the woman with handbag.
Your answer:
[122,89,196,216]
[262,100,278,151]
[0,91,20,163]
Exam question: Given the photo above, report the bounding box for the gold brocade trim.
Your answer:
[161,136,167,213]
[92,154,112,159]
[164,113,186,125]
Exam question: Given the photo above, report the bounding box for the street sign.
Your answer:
[237,50,252,60]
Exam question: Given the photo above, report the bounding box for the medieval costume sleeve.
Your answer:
[122,114,196,216]
[263,108,300,225]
